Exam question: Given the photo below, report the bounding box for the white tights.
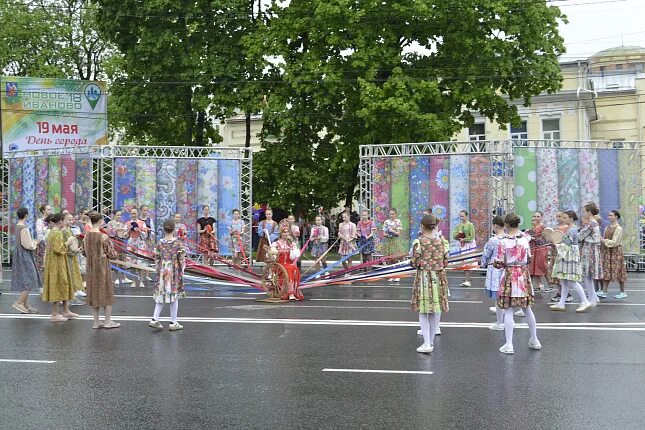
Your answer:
[153,301,179,323]
[583,276,598,303]
[504,307,538,346]
[419,313,440,346]
[495,307,504,324]
[559,279,589,307]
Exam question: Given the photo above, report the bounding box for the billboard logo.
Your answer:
[9,143,18,151]
[84,83,102,110]
[5,82,18,103]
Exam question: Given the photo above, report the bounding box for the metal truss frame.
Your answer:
[1,145,253,265]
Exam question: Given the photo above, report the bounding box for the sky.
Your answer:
[557,0,645,60]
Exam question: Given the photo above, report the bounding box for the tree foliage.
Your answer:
[251,0,566,213]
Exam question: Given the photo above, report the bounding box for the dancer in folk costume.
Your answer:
[599,210,627,299]
[106,210,132,285]
[382,208,404,282]
[173,213,189,241]
[526,211,553,293]
[256,208,279,263]
[228,209,246,266]
[411,215,449,354]
[550,210,592,313]
[338,212,358,272]
[42,213,79,322]
[149,220,187,331]
[549,212,571,303]
[139,205,156,251]
[127,207,149,288]
[35,203,52,276]
[481,216,506,331]
[309,215,330,277]
[11,208,42,314]
[495,214,541,355]
[357,210,377,271]
[272,226,304,301]
[453,210,476,287]
[579,203,602,306]
[196,205,218,265]
[279,214,301,241]
[84,211,121,329]
[62,212,85,302]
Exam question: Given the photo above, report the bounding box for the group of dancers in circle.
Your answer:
[410,202,628,355]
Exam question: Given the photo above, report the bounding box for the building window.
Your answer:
[611,138,625,149]
[542,118,560,143]
[510,120,528,146]
[469,122,486,141]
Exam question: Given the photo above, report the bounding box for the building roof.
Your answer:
[589,45,645,60]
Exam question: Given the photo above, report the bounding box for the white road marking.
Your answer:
[309,298,484,304]
[0,359,56,364]
[322,368,434,375]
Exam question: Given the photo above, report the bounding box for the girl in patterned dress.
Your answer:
[228,209,246,266]
[338,212,358,271]
[453,210,476,287]
[356,210,377,271]
[309,215,330,277]
[481,216,506,331]
[550,210,592,313]
[256,209,278,263]
[599,210,627,299]
[272,226,304,301]
[382,209,404,282]
[495,213,541,355]
[149,219,186,331]
[579,203,602,306]
[411,215,449,354]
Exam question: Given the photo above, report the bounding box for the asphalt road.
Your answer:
[0,269,643,430]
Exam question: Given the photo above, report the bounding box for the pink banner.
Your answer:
[430,156,450,236]
[61,155,76,212]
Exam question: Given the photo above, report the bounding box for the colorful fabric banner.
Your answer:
[136,158,157,223]
[197,159,219,225]
[217,160,241,256]
[536,148,559,227]
[449,155,470,247]
[75,154,93,214]
[409,156,430,240]
[9,158,24,220]
[390,158,410,247]
[176,160,199,243]
[155,159,177,238]
[22,157,36,234]
[429,156,450,237]
[513,148,538,230]
[61,155,76,212]
[578,149,600,210]
[618,150,640,253]
[114,158,137,220]
[597,149,620,223]
[47,156,62,213]
[35,157,49,212]
[372,158,391,249]
[469,155,492,243]
[557,149,581,214]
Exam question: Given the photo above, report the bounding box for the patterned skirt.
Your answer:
[198,233,218,255]
[35,241,46,274]
[382,236,405,256]
[339,239,357,256]
[580,243,603,280]
[356,236,375,255]
[601,245,627,282]
[256,237,270,262]
[496,266,535,309]
[529,245,549,276]
[552,244,582,282]
[411,269,449,314]
[546,245,560,286]
[310,242,328,258]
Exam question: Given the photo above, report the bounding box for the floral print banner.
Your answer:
[372,158,391,249]
[75,154,93,214]
[469,155,492,246]
[35,157,49,211]
[155,159,177,238]
[409,156,431,240]
[114,158,137,220]
[61,155,76,212]
[390,158,410,247]
[176,160,199,243]
[47,156,62,213]
[513,148,538,229]
[430,156,450,236]
[22,157,36,234]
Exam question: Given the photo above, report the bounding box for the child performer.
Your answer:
[310,215,330,277]
[495,213,541,354]
[272,226,304,301]
[173,213,188,241]
[338,212,358,272]
[453,210,476,287]
[526,211,552,292]
[228,209,246,266]
[149,219,186,331]
[599,210,627,299]
[42,213,79,322]
[411,215,449,354]
[84,211,121,329]
[382,208,404,282]
[579,203,602,306]
[357,210,377,271]
[127,207,150,288]
[196,205,217,265]
[11,207,42,314]
[256,208,278,263]
[550,210,592,313]
[481,216,506,330]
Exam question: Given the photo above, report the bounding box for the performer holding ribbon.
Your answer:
[338,212,358,273]
[106,210,132,285]
[173,213,188,242]
[453,210,476,287]
[357,210,377,272]
[127,207,150,287]
[310,215,330,278]
[271,226,304,301]
[256,208,279,263]
[382,208,404,282]
[196,205,218,265]
[228,209,246,266]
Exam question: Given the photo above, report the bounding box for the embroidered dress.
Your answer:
[601,225,627,282]
[579,220,603,280]
[356,220,376,255]
[552,226,582,282]
[496,234,535,309]
[526,224,549,277]
[35,217,48,274]
[453,221,476,253]
[196,216,218,255]
[410,235,449,313]
[84,231,118,307]
[481,235,504,298]
[11,225,42,293]
[382,219,404,255]
[275,239,304,300]
[309,225,329,257]
[338,221,358,255]
[42,230,75,303]
[229,219,245,253]
[256,220,278,262]
[153,238,186,304]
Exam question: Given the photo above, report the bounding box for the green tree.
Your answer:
[251,0,566,213]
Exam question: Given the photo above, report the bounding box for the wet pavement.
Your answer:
[0,269,644,429]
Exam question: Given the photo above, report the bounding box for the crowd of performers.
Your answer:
[7,199,629,351]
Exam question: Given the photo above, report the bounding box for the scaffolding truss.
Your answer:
[1,145,253,265]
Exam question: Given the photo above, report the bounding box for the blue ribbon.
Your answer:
[303,242,368,282]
